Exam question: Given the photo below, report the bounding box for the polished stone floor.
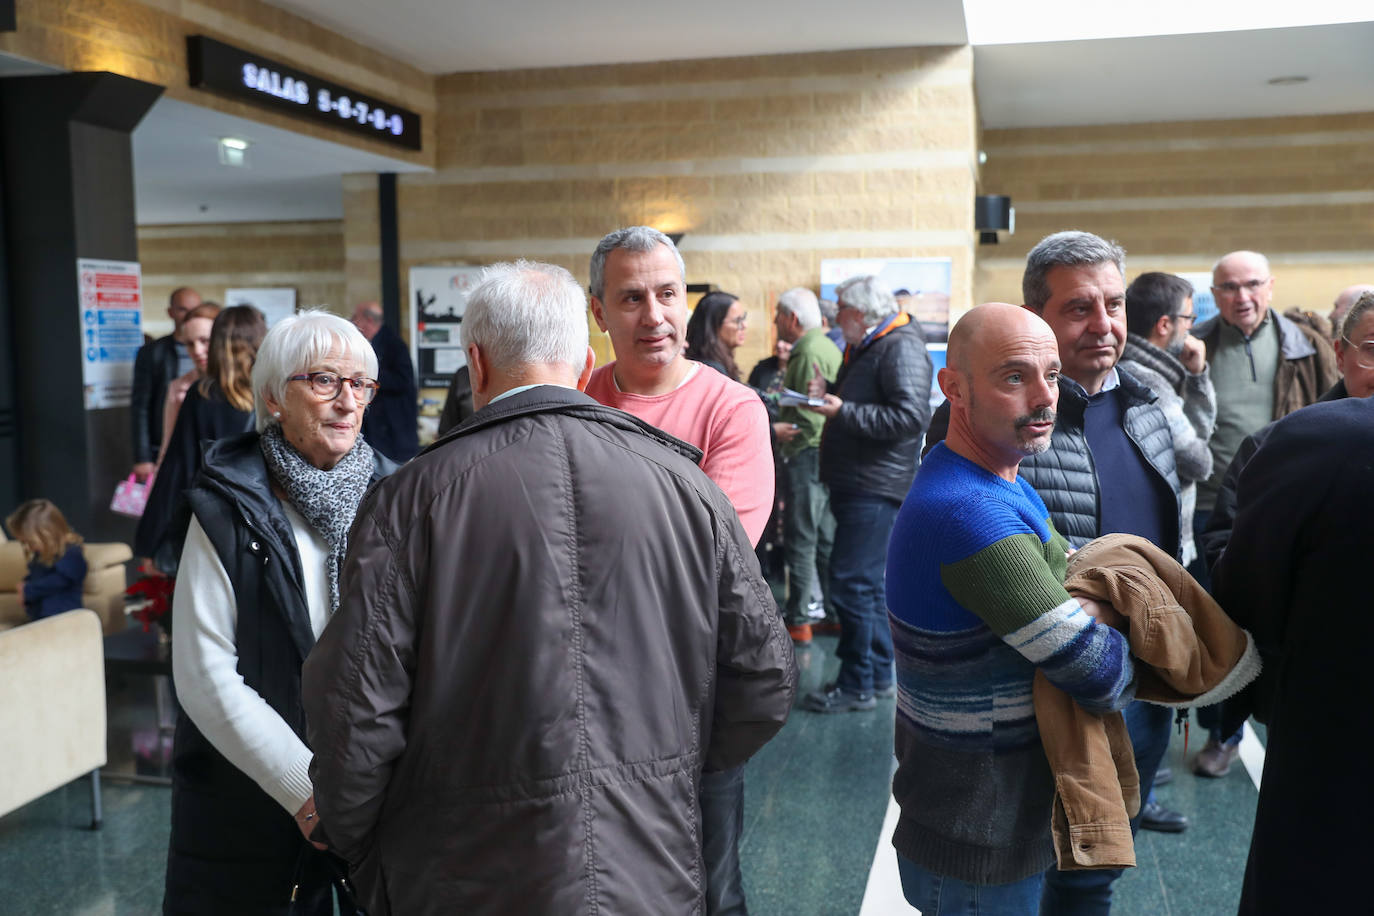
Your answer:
[1,636,1262,914]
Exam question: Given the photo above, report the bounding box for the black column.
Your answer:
[0,72,163,541]
[378,172,400,329]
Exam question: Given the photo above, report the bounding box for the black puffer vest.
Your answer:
[925,370,1182,556]
[165,432,395,914]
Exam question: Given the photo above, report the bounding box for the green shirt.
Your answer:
[779,327,842,457]
[1199,311,1279,510]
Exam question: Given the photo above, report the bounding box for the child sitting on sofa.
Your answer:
[5,499,87,621]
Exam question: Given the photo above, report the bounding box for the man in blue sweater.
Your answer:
[886,303,1136,914]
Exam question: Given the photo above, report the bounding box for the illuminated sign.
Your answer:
[187,36,422,151]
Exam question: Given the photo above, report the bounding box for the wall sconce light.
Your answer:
[218,137,250,167]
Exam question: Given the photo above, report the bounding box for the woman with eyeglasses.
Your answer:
[137,304,266,575]
[164,310,396,915]
[686,291,748,382]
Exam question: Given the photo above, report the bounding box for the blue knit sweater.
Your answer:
[884,443,1136,884]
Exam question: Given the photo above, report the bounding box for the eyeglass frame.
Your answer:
[1171,310,1197,326]
[727,311,749,328]
[287,371,381,404]
[1340,336,1374,369]
[1211,277,1272,297]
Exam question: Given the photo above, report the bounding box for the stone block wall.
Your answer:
[344,45,979,373]
[137,220,345,337]
[975,113,1374,313]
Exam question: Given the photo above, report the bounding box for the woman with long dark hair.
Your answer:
[137,305,268,574]
[685,291,748,381]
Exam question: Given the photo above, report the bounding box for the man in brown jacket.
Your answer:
[303,260,797,915]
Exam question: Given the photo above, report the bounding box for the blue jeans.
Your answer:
[1040,701,1173,915]
[899,856,1044,915]
[699,764,747,915]
[828,493,900,693]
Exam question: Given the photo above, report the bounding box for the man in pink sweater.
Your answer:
[587,226,776,916]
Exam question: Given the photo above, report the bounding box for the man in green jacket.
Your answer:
[773,287,843,643]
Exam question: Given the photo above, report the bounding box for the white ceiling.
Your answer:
[130,97,426,224]
[974,21,1374,128]
[261,0,971,74]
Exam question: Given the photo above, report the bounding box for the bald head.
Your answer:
[941,303,1061,480]
[351,301,384,340]
[1332,284,1374,329]
[1212,250,1273,337]
[947,303,1055,374]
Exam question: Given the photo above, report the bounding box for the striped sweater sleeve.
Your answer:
[940,532,1135,712]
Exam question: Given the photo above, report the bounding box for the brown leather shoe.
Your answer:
[1193,737,1241,777]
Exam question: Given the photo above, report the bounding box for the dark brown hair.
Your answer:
[685,292,741,381]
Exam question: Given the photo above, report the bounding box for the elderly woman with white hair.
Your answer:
[164,310,397,915]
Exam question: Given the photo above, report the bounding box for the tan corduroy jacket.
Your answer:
[1034,534,1261,871]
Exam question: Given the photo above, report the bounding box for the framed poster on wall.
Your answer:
[409,265,486,388]
[225,287,297,327]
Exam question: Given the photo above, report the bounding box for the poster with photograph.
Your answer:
[226,287,297,327]
[77,258,143,409]
[820,257,953,343]
[409,265,486,388]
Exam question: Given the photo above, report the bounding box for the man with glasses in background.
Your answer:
[1188,250,1337,776]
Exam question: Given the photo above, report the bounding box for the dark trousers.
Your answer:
[829,493,900,694]
[781,447,834,622]
[1039,701,1173,915]
[700,764,747,915]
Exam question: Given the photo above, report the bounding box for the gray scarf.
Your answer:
[259,423,374,613]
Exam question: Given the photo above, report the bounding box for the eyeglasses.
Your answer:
[288,372,380,404]
[1173,312,1197,325]
[728,312,749,328]
[1342,337,1374,369]
[1212,278,1270,296]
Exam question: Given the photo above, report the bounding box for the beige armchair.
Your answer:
[0,533,132,634]
[0,609,107,827]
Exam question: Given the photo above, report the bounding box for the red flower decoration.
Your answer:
[126,575,176,634]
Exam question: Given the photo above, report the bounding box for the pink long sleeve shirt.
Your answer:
[586,362,774,547]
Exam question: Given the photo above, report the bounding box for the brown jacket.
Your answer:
[303,387,798,915]
[1195,308,1339,420]
[1034,534,1261,870]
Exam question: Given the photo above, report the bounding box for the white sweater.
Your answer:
[171,504,330,815]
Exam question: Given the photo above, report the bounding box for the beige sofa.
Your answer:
[0,533,132,635]
[0,609,107,827]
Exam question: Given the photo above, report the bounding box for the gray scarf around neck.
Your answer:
[259,423,374,613]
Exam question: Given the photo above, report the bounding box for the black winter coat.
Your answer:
[130,334,180,464]
[926,370,1182,555]
[361,323,419,462]
[164,432,395,915]
[1212,396,1374,915]
[819,321,933,504]
[303,386,797,916]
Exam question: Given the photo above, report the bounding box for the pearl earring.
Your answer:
[272,411,281,419]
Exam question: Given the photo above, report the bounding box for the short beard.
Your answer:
[1015,407,1057,456]
[1165,335,1187,358]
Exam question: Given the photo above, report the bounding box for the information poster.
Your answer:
[1178,272,1220,326]
[226,287,297,327]
[77,258,143,409]
[819,257,953,343]
[409,265,486,388]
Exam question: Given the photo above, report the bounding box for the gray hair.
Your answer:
[252,310,379,432]
[461,260,589,375]
[1342,291,1374,343]
[589,226,686,301]
[835,275,897,325]
[777,287,821,330]
[1023,231,1126,311]
[818,298,838,324]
